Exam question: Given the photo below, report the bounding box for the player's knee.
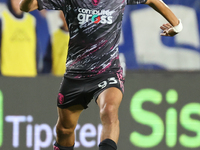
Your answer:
[100,104,119,124]
[56,124,75,137]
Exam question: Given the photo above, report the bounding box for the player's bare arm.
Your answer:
[145,0,183,36]
[19,0,38,12]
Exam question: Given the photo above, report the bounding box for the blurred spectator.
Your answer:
[0,0,51,77]
[42,11,69,76]
[0,0,39,77]
[29,9,51,73]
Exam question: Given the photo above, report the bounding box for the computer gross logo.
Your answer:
[77,8,114,25]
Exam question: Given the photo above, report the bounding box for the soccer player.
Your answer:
[19,0,183,150]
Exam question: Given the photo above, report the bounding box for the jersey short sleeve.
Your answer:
[37,0,65,10]
[126,0,147,5]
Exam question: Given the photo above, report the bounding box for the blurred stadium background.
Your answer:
[0,0,200,149]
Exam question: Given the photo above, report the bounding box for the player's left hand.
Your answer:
[160,23,177,37]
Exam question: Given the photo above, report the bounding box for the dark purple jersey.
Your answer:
[38,0,146,78]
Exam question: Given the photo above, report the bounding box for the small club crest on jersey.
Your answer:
[92,0,100,6]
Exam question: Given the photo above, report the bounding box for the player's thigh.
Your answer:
[57,105,84,129]
[96,87,123,111]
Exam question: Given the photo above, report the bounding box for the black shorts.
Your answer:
[57,73,125,109]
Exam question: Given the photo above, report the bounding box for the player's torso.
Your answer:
[64,0,126,41]
[63,0,126,77]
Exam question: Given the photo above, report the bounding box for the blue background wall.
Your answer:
[119,0,200,70]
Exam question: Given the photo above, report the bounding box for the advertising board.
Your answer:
[0,72,200,149]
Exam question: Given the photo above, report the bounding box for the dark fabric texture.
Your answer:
[99,139,117,150]
[54,142,74,150]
